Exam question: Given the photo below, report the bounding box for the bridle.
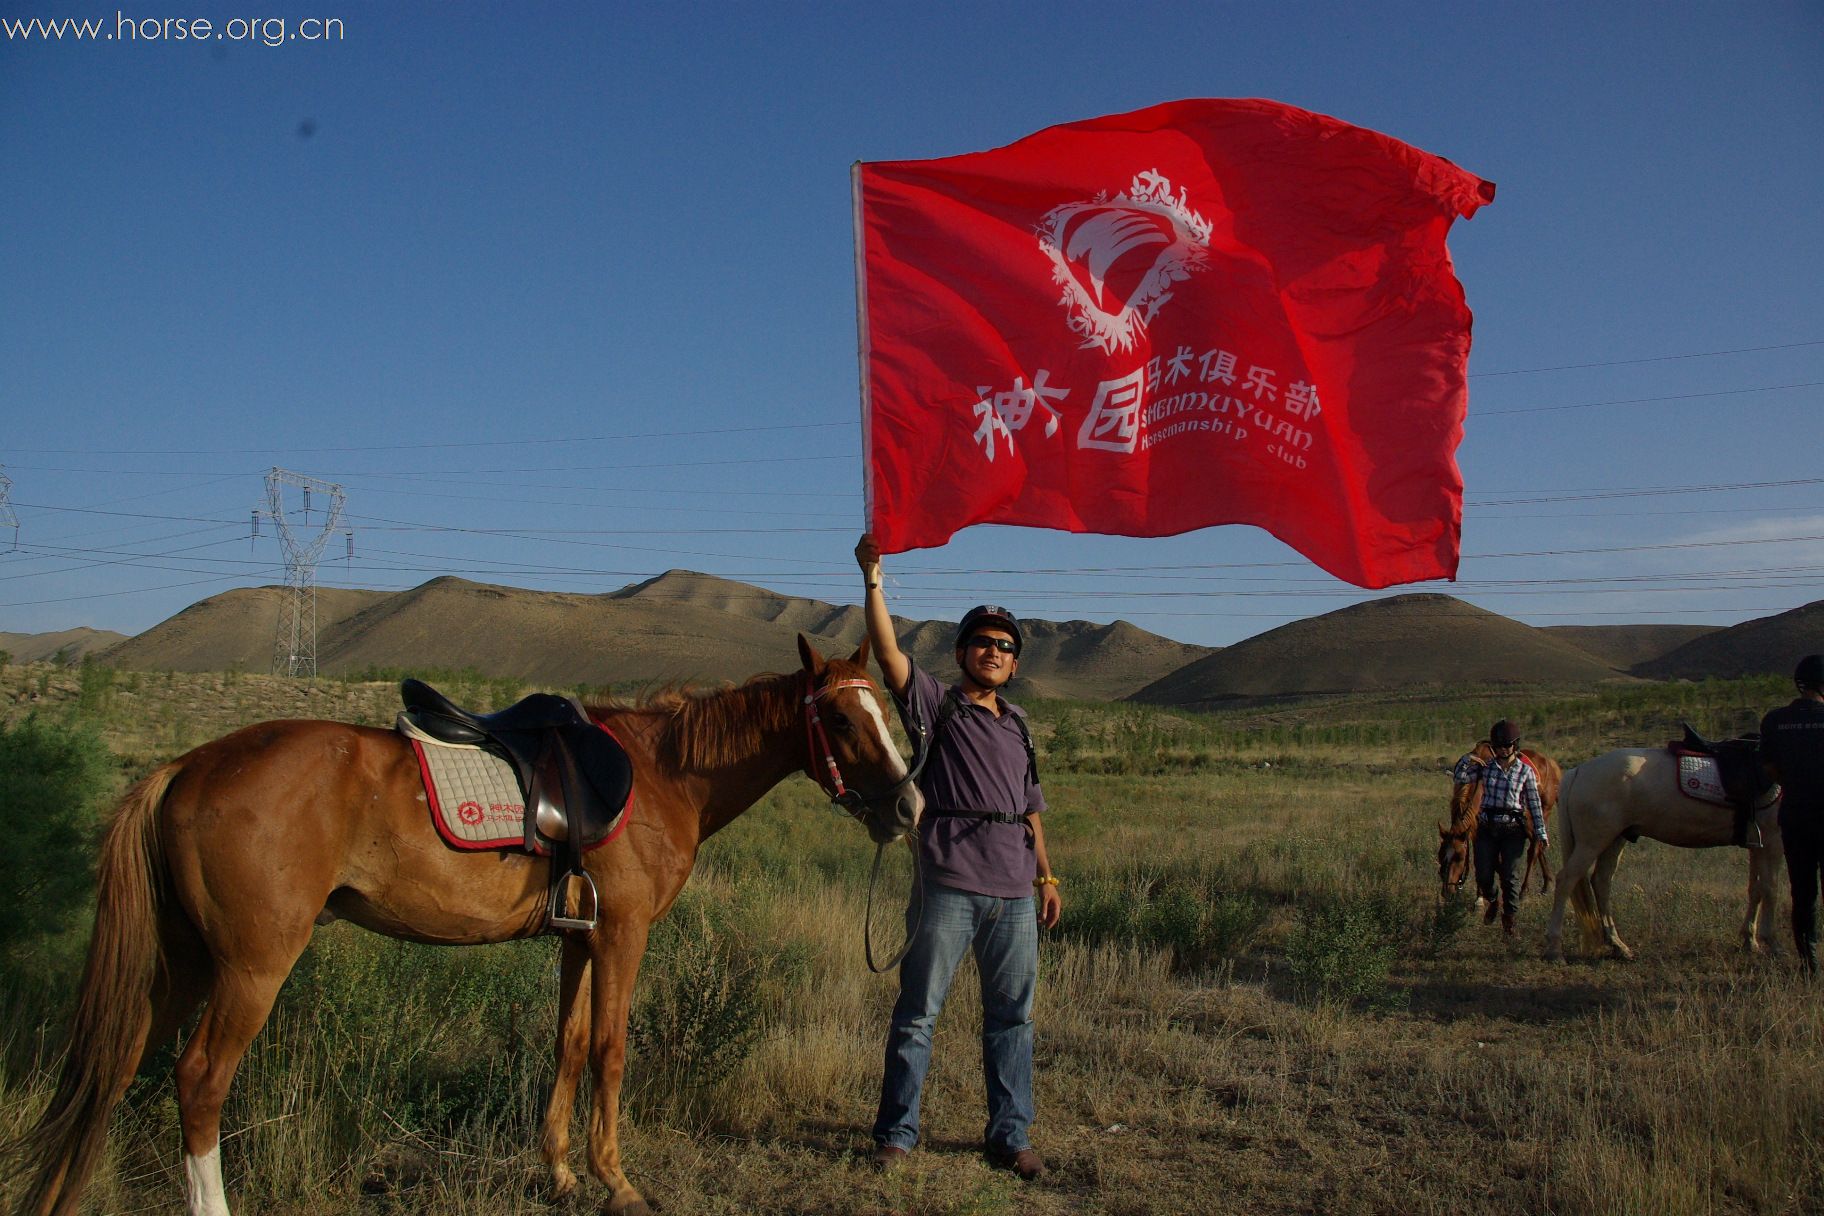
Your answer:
[800,670,926,972]
[801,672,920,820]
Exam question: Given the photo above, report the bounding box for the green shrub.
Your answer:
[1423,890,1474,957]
[75,655,116,716]
[1057,869,1267,969]
[1285,891,1405,1008]
[630,905,765,1090]
[273,929,557,1138]
[0,714,118,971]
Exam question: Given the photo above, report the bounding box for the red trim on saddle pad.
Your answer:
[413,721,634,855]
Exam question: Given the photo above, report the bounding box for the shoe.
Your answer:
[1483,901,1500,925]
[985,1144,1046,1181]
[1501,911,1517,938]
[868,1144,909,1171]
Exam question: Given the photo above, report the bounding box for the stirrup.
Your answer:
[547,869,599,932]
[1741,820,1763,850]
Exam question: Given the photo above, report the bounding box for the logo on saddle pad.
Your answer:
[1676,755,1730,807]
[1037,170,1213,354]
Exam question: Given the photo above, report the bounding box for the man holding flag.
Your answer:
[856,534,1061,1181]
[850,96,1490,1176]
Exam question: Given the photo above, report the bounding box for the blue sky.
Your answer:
[2,1,1820,648]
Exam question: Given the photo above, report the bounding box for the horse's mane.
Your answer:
[584,658,873,773]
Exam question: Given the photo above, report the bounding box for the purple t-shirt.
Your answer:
[899,662,1046,899]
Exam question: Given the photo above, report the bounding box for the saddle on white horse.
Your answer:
[1667,723,1777,846]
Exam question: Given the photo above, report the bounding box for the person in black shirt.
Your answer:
[1761,654,1824,974]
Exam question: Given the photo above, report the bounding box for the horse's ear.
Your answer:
[797,633,824,674]
[849,634,872,669]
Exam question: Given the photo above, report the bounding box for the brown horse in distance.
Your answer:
[1437,743,1562,901]
[9,637,919,1216]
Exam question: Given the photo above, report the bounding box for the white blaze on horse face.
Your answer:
[185,1143,231,1216]
[852,689,907,781]
[851,686,922,830]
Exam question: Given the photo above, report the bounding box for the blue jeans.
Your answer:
[873,880,1037,1153]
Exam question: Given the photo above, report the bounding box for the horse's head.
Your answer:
[1437,822,1472,898]
[797,634,923,844]
[1437,741,1492,898]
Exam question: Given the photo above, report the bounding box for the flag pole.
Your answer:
[850,161,874,532]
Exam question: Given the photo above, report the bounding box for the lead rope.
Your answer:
[865,835,923,973]
[802,671,926,972]
[865,689,939,973]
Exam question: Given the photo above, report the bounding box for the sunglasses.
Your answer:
[964,636,1017,654]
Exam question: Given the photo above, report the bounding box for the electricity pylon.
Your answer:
[254,468,346,678]
[0,466,17,552]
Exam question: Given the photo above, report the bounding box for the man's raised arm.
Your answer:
[855,533,911,698]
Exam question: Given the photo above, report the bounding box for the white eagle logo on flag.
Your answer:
[1037,170,1212,354]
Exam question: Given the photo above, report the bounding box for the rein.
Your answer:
[800,672,925,972]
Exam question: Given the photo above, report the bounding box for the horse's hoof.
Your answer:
[606,1199,653,1216]
[1542,943,1564,963]
[549,1165,579,1203]
[1610,946,1636,962]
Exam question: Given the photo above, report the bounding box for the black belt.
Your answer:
[928,808,1031,826]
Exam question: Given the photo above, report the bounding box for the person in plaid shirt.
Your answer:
[1453,719,1548,937]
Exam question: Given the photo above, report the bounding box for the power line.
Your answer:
[3,420,854,457]
[1466,476,1824,505]
[1474,381,1819,417]
[1472,337,1824,378]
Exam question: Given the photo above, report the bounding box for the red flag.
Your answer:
[856,98,1494,588]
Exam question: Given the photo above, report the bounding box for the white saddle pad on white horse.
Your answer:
[1675,755,1729,807]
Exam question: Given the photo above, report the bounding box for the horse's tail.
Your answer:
[1558,765,1603,952]
[9,762,180,1216]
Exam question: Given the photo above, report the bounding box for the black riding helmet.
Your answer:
[1797,654,1824,691]
[955,604,1023,657]
[1489,719,1522,748]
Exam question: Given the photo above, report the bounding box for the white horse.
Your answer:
[1542,747,1784,962]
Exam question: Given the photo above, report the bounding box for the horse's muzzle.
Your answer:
[867,784,923,844]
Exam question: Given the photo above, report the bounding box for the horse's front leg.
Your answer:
[587,920,652,1216]
[541,934,592,1200]
[1742,833,1787,953]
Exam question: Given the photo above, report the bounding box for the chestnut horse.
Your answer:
[1542,747,1783,962]
[9,637,919,1216]
[1436,743,1562,901]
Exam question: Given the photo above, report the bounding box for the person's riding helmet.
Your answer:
[1796,654,1824,691]
[1489,719,1522,748]
[954,604,1023,657]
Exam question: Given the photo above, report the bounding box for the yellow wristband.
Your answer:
[1033,875,1060,887]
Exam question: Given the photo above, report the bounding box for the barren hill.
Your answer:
[0,627,130,664]
[1542,623,1721,670]
[1130,593,1629,706]
[102,587,388,672]
[1634,599,1824,680]
[102,572,1210,701]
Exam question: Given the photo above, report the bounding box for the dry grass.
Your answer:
[1,666,1817,1215]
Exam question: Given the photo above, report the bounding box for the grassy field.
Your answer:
[1,662,1817,1215]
